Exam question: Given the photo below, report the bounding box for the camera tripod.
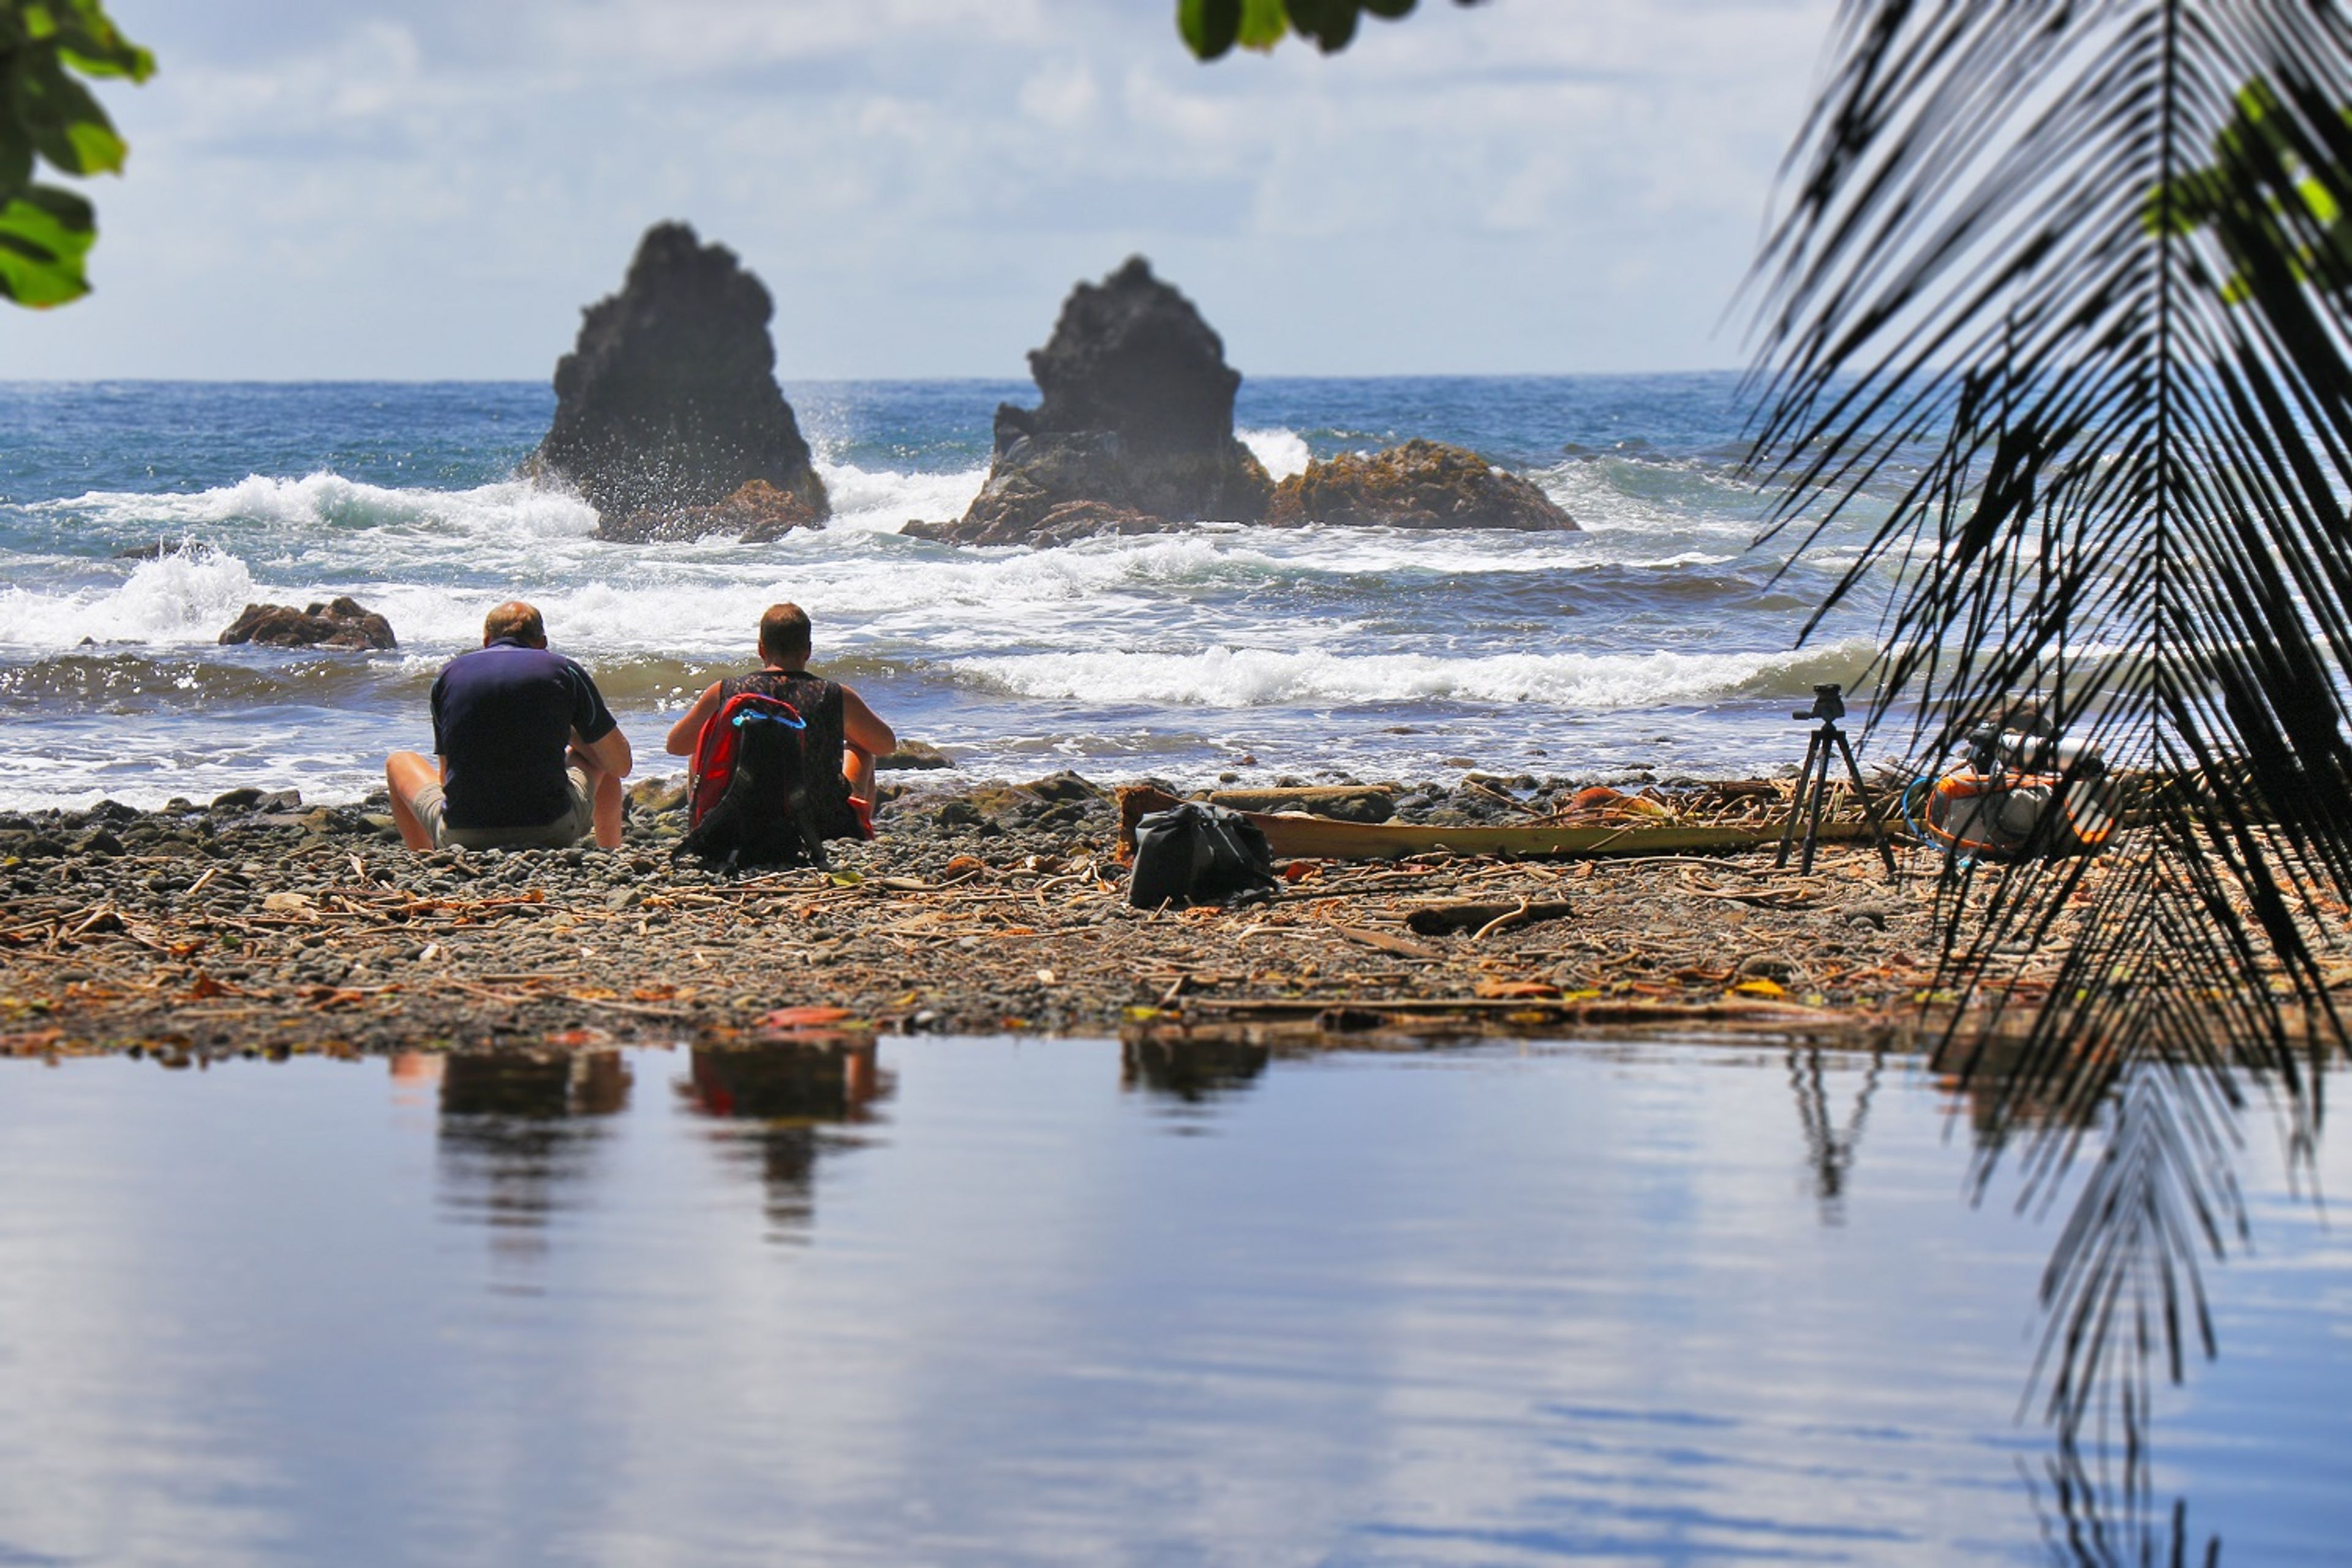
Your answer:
[1776,684,1900,879]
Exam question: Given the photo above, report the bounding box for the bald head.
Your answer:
[483,601,546,647]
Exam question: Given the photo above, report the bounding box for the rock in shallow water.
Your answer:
[876,740,956,771]
[218,597,397,650]
[1267,439,1578,532]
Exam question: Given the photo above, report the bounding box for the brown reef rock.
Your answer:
[531,222,829,541]
[1267,439,1578,532]
[219,597,397,650]
[905,257,1270,547]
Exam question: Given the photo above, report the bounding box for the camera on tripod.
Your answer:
[1776,680,1899,878]
[1795,683,1845,724]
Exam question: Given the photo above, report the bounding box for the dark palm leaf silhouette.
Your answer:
[1747,0,2352,1453]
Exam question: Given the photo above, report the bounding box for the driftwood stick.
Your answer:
[561,992,695,1020]
[1334,924,1444,960]
[1404,900,1574,937]
[66,907,118,941]
[1460,781,1551,820]
[1471,899,1534,942]
[438,979,531,1007]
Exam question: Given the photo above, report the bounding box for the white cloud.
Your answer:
[1018,60,1100,129]
[0,0,1838,378]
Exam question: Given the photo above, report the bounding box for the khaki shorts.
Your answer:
[410,766,595,851]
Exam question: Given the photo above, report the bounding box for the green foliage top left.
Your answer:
[1178,0,1475,61]
[0,0,153,307]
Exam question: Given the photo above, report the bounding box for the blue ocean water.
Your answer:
[0,377,1890,810]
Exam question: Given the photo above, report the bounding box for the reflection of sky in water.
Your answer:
[0,1039,2343,1563]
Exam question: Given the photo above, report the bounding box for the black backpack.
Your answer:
[1128,802,1276,908]
[675,698,831,871]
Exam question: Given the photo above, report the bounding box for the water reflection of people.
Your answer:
[1121,1033,1271,1104]
[431,1049,633,1259]
[678,1039,888,1238]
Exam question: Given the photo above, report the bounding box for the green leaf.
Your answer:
[1186,0,1441,59]
[0,2,152,310]
[51,0,154,80]
[58,36,154,81]
[0,183,94,306]
[1284,0,1360,52]
[1178,0,1241,60]
[15,58,123,176]
[0,133,31,200]
[1236,0,1287,50]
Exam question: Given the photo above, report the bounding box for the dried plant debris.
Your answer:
[4,771,2347,1058]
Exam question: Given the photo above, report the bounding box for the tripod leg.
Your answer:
[1800,725,1835,875]
[1777,732,1825,869]
[1830,728,1901,880]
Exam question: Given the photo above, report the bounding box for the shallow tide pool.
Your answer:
[0,1036,2343,1565]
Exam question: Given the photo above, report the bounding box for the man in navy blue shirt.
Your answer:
[385,601,634,851]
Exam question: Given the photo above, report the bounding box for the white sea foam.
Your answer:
[43,473,599,542]
[954,641,1880,711]
[0,494,1788,662]
[815,459,989,532]
[1240,428,1313,480]
[1532,457,1768,538]
[0,548,259,647]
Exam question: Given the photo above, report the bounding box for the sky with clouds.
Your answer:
[0,0,1838,382]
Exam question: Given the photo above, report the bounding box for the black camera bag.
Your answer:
[1128,802,1277,909]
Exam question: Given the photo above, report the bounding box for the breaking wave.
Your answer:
[956,640,1882,712]
[38,473,598,542]
[0,548,260,647]
[1240,428,1313,480]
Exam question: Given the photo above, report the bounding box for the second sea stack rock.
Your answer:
[907,257,1271,547]
[1267,440,1578,532]
[532,222,829,542]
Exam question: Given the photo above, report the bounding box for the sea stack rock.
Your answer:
[219,597,397,650]
[905,258,1271,546]
[532,222,829,543]
[1265,440,1578,532]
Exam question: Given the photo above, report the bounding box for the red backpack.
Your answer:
[687,692,805,829]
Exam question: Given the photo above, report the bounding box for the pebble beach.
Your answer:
[1,764,2044,1060]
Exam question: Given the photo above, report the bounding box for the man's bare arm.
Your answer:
[578,723,633,779]
[841,686,895,759]
[666,683,723,756]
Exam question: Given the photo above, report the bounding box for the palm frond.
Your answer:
[1746,0,2352,1447]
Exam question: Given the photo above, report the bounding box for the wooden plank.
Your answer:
[1115,783,1884,863]
[1245,812,1877,862]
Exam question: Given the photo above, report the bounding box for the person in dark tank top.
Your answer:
[664,602,896,840]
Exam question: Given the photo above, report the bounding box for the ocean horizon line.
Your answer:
[0,368,1754,390]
